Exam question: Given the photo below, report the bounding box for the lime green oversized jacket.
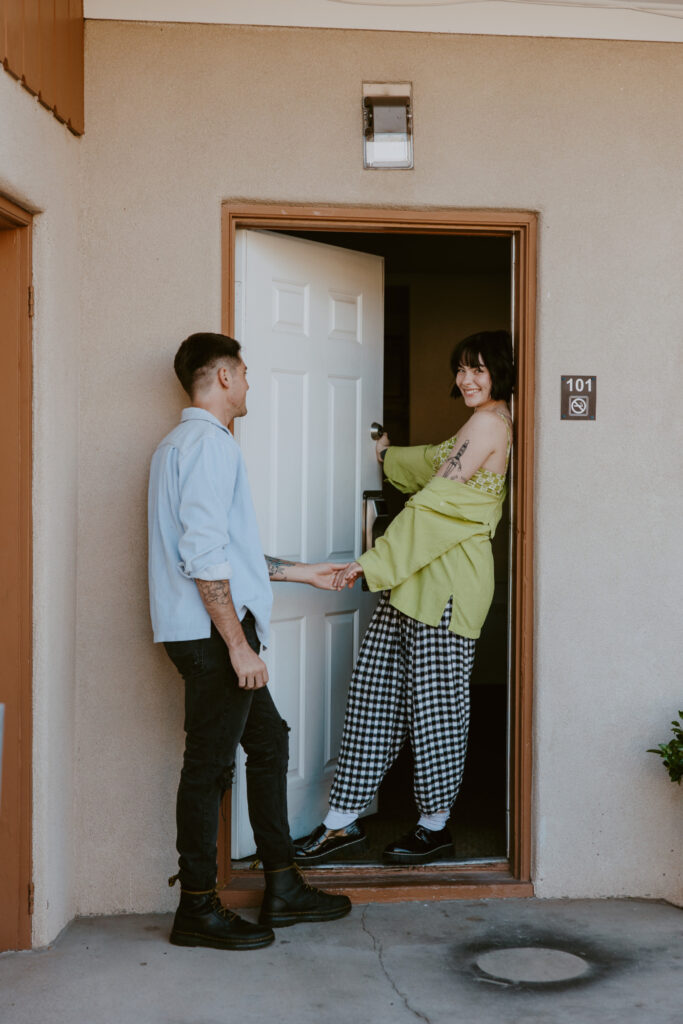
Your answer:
[357,443,505,639]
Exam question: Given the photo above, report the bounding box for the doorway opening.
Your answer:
[279,229,511,865]
[220,203,535,903]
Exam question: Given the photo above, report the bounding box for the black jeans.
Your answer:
[164,613,294,890]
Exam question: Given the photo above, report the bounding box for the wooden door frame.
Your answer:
[0,194,33,948]
[219,201,536,903]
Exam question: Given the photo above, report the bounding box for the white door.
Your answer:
[231,229,384,857]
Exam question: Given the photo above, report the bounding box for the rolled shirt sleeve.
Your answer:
[176,434,235,581]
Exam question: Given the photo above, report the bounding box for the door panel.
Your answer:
[231,230,384,855]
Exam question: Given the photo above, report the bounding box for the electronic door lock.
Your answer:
[361,490,390,593]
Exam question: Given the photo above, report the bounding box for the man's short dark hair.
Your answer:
[174,333,242,397]
[450,330,514,403]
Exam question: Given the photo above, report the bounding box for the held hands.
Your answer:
[332,562,364,589]
[272,560,364,590]
[296,561,364,590]
[299,562,352,590]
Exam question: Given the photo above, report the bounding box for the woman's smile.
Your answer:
[456,360,493,407]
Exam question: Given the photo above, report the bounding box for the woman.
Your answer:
[295,330,514,866]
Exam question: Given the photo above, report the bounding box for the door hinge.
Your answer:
[28,882,34,915]
[28,285,34,318]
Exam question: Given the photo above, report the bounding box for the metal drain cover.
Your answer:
[475,947,591,984]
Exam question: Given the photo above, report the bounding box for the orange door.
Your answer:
[0,201,33,951]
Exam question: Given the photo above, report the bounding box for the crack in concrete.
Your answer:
[361,907,433,1024]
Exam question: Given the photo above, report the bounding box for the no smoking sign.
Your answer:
[561,376,596,420]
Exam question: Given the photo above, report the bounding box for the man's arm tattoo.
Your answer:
[265,555,296,581]
[441,440,470,480]
[196,579,232,606]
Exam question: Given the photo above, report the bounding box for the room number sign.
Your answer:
[561,375,596,420]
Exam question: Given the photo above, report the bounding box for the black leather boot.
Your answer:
[259,864,352,928]
[170,888,275,950]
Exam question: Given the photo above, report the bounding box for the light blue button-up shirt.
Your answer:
[148,407,272,645]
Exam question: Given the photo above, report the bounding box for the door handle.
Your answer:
[370,421,384,441]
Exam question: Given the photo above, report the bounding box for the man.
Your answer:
[148,332,351,950]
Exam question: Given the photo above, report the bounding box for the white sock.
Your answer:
[324,808,358,830]
[417,811,449,832]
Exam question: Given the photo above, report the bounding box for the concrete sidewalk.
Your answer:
[1,898,682,1024]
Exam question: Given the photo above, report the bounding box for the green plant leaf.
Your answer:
[647,712,683,784]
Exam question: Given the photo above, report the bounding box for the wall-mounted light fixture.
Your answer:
[363,82,413,170]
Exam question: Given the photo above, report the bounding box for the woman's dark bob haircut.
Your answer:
[450,330,514,403]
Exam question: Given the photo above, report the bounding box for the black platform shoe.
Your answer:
[259,864,352,928]
[170,889,275,950]
[293,821,368,866]
[383,825,454,865]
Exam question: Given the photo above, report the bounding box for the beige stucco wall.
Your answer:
[78,22,683,916]
[0,73,81,945]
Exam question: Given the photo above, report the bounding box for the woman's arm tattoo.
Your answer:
[265,555,296,580]
[441,440,469,480]
[196,579,232,606]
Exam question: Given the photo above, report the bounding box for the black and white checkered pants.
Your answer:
[329,593,476,816]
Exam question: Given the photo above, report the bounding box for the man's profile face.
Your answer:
[230,359,250,417]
